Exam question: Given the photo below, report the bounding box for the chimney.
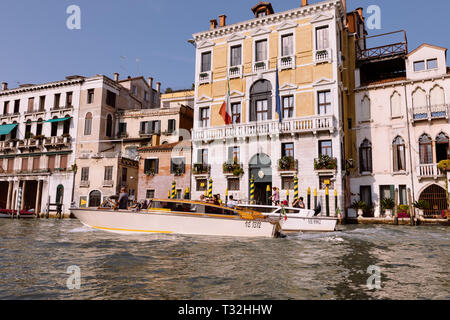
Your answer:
[210,19,218,30]
[1,82,7,91]
[156,82,161,95]
[114,73,119,82]
[301,0,308,7]
[219,15,227,27]
[356,7,363,19]
[148,77,154,89]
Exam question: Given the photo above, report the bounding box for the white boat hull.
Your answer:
[277,215,338,232]
[70,209,279,238]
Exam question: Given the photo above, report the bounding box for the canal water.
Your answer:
[0,219,448,300]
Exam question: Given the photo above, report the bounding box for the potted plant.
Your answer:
[174,168,183,176]
[145,169,156,177]
[232,166,244,177]
[413,200,430,217]
[351,200,367,218]
[278,156,295,171]
[314,155,338,170]
[380,198,395,218]
[438,160,450,172]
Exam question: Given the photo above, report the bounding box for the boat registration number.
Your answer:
[245,221,262,229]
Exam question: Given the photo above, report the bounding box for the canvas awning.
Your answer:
[0,123,18,135]
[44,117,71,123]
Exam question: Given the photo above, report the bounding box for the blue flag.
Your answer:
[275,67,282,123]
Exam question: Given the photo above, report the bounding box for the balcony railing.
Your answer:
[228,65,243,79]
[44,135,71,147]
[417,163,445,179]
[411,104,449,122]
[223,162,244,176]
[199,71,212,85]
[278,157,298,172]
[80,180,90,188]
[193,116,335,142]
[314,48,332,64]
[193,163,210,175]
[103,180,114,187]
[140,130,161,137]
[278,55,296,70]
[253,60,268,72]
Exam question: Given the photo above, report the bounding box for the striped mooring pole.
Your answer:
[325,187,330,217]
[335,189,338,213]
[286,189,290,206]
[266,185,271,206]
[168,190,170,199]
[294,175,299,201]
[171,181,176,199]
[208,177,213,198]
[307,187,311,210]
[250,175,255,204]
[314,188,318,210]
[15,186,23,219]
[225,188,228,204]
[185,187,190,200]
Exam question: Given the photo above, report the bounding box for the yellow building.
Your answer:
[190,0,356,212]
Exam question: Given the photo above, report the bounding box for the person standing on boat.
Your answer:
[118,188,129,210]
[269,187,280,206]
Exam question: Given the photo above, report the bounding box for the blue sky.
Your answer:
[0,0,449,92]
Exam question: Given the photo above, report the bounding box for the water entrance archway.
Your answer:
[419,184,447,218]
[249,153,272,205]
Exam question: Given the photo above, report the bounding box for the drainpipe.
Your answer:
[404,83,416,203]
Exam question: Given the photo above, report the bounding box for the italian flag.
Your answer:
[220,79,232,125]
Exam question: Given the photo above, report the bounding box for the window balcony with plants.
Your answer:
[278,156,298,172]
[222,161,244,177]
[253,60,268,72]
[314,155,338,171]
[193,163,210,175]
[278,55,296,70]
[314,48,332,64]
[199,71,212,85]
[228,65,243,79]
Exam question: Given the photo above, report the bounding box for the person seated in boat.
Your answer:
[141,200,149,210]
[118,188,129,210]
[227,195,238,208]
[212,194,220,206]
[293,197,306,209]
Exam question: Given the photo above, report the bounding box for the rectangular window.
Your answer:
[119,123,127,135]
[60,155,68,169]
[414,61,425,72]
[201,52,211,72]
[7,159,14,173]
[28,97,35,112]
[14,100,20,113]
[21,157,28,172]
[282,96,294,119]
[32,157,40,171]
[196,179,207,191]
[227,146,240,163]
[282,143,294,158]
[360,186,372,207]
[316,26,329,50]
[122,167,128,183]
[200,107,210,128]
[144,91,149,101]
[81,167,89,181]
[131,85,137,95]
[318,91,331,115]
[281,34,293,56]
[39,96,45,111]
[3,101,9,115]
[230,45,242,66]
[66,92,73,106]
[54,94,61,109]
[104,166,113,181]
[106,90,116,108]
[319,176,335,190]
[198,149,208,164]
[319,140,333,157]
[427,58,438,70]
[146,190,155,199]
[394,144,406,172]
[144,159,159,174]
[380,185,395,201]
[255,40,268,62]
[48,155,56,172]
[256,100,268,121]
[399,185,407,205]
[87,89,95,104]
[231,103,241,124]
[282,177,294,190]
[228,178,240,191]
[168,119,176,133]
[171,157,186,174]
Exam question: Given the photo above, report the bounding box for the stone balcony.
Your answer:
[193,115,336,142]
[314,48,332,64]
[417,163,445,180]
[278,55,296,70]
[228,65,243,79]
[253,60,269,73]
[411,104,449,123]
[198,71,212,85]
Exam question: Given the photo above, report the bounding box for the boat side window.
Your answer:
[205,206,237,216]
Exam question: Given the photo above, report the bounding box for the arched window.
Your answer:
[63,117,71,135]
[106,114,113,137]
[0,122,6,141]
[360,96,371,121]
[359,139,372,173]
[430,85,445,107]
[250,80,272,122]
[51,117,58,137]
[390,91,402,118]
[436,132,449,163]
[412,87,427,110]
[393,136,406,172]
[36,118,43,137]
[10,121,17,140]
[88,190,101,207]
[419,134,432,164]
[84,112,92,136]
[56,185,64,204]
[25,120,32,139]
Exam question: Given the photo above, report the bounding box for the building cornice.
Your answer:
[0,78,85,97]
[355,73,450,92]
[192,0,342,42]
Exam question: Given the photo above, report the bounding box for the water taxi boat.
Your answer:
[0,209,35,219]
[70,199,282,238]
[235,204,338,233]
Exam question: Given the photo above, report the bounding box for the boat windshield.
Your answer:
[149,201,239,216]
